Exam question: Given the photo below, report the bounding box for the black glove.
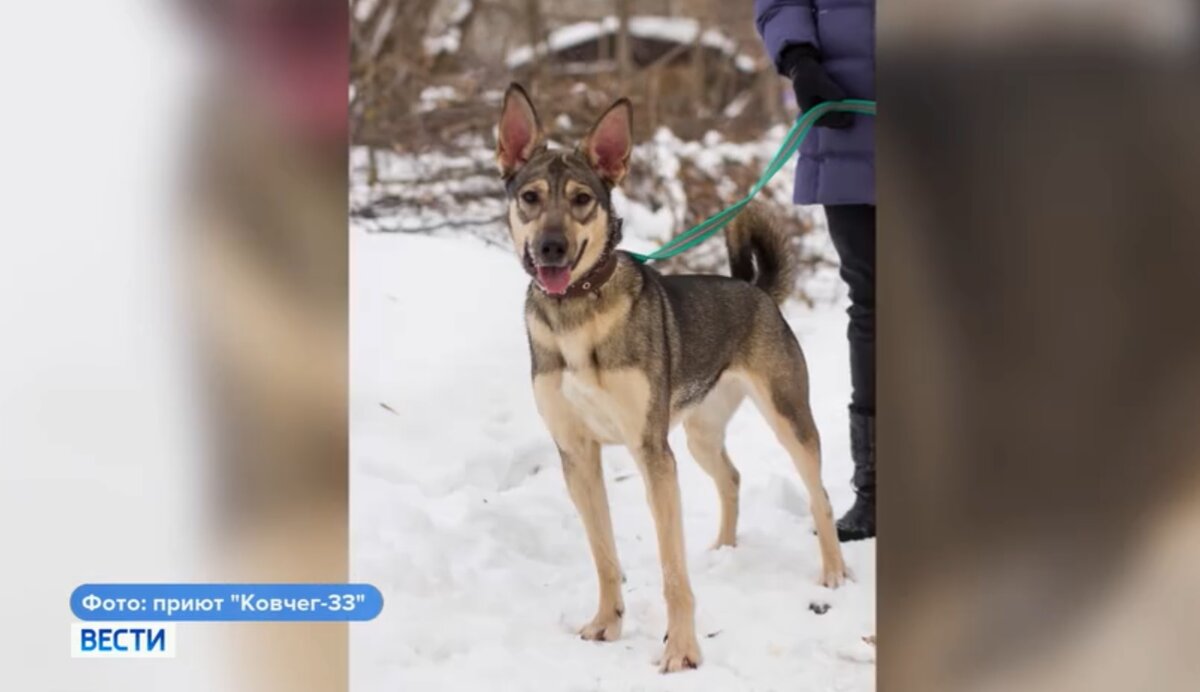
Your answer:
[779,44,853,129]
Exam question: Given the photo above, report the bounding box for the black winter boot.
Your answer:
[837,410,875,542]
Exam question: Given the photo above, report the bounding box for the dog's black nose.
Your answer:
[536,233,568,266]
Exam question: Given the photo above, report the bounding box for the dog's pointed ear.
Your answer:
[496,83,544,178]
[581,98,633,186]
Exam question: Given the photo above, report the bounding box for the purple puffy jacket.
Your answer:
[754,0,875,206]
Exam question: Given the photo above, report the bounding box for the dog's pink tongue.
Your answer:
[536,266,572,295]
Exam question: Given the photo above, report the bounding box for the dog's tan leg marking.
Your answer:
[533,373,624,641]
[739,370,848,588]
[682,378,745,549]
[633,440,702,673]
[562,441,625,642]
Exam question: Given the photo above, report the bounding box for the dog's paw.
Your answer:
[821,564,851,589]
[657,632,702,673]
[579,610,623,642]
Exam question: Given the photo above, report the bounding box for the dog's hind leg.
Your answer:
[683,378,745,549]
[740,360,848,589]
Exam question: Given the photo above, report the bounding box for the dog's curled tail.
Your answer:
[725,204,796,305]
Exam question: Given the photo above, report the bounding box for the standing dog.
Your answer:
[496,84,847,673]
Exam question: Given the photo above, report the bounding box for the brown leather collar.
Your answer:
[557,247,620,299]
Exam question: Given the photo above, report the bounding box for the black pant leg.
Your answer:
[825,204,876,415]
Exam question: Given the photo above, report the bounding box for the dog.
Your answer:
[496,83,848,673]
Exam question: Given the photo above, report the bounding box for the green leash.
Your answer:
[628,99,877,264]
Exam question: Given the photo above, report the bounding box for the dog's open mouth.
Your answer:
[535,265,572,295]
[529,239,588,296]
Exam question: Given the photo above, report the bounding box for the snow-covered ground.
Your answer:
[350,228,875,690]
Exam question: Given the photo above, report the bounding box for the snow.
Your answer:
[447,0,474,24]
[424,30,462,57]
[506,16,759,73]
[354,0,379,23]
[419,85,462,112]
[422,0,474,56]
[350,227,875,689]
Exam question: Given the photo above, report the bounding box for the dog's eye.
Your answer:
[572,192,593,206]
[521,190,540,204]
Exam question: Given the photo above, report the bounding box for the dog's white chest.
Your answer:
[560,370,625,444]
[527,296,644,447]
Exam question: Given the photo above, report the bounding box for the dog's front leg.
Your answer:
[635,439,702,673]
[534,373,624,642]
[559,439,625,642]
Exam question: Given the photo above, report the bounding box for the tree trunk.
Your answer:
[524,0,545,84]
[615,0,632,91]
[761,68,785,125]
[647,68,661,134]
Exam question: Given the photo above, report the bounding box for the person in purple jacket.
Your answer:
[755,0,876,541]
